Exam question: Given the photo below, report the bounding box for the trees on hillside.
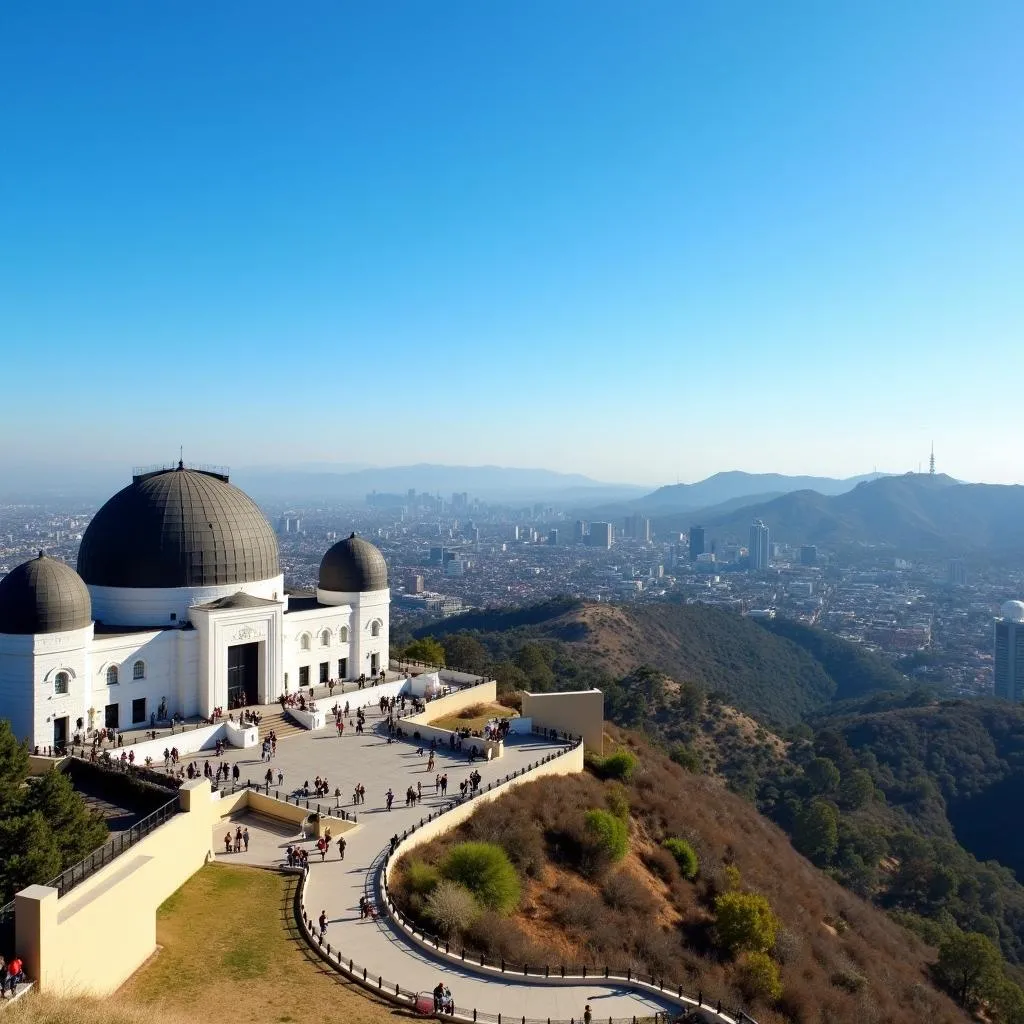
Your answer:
[0,721,108,903]
[402,637,446,666]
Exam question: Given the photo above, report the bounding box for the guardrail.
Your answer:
[44,796,181,899]
[288,737,757,1024]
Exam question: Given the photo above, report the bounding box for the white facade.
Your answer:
[0,583,390,752]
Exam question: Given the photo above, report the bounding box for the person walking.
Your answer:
[385,788,394,811]
[242,827,250,852]
[234,826,243,853]
[319,910,328,935]
[583,1006,592,1024]
[232,763,240,782]
[337,836,346,860]
[224,831,233,854]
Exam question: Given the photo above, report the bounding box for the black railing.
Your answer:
[44,796,181,899]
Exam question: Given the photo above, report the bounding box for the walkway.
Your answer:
[209,707,680,1022]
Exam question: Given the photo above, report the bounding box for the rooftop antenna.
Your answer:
[929,441,935,476]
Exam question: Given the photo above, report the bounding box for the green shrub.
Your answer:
[441,841,520,914]
[714,890,779,956]
[605,783,631,821]
[737,951,783,1002]
[404,859,440,896]
[662,837,699,880]
[584,809,629,864]
[599,750,638,782]
[669,743,701,772]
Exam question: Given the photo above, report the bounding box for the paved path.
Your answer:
[208,707,679,1022]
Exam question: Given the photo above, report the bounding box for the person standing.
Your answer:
[385,788,394,811]
[583,1006,592,1024]
[319,910,328,935]
[224,831,232,854]
[242,827,250,852]
[337,836,346,860]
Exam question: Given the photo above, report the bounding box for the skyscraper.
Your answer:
[624,515,651,543]
[589,522,613,549]
[800,544,818,566]
[548,529,558,545]
[948,558,968,586]
[689,526,706,559]
[995,601,1024,701]
[574,520,590,544]
[748,520,770,571]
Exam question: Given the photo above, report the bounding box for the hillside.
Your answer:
[652,473,1024,553]
[421,599,904,727]
[636,471,883,514]
[389,728,970,1024]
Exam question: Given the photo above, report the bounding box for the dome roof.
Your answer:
[78,464,280,589]
[319,533,388,593]
[1002,600,1024,622]
[0,553,92,634]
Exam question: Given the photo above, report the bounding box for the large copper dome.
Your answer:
[0,553,92,634]
[319,534,388,593]
[78,464,280,589]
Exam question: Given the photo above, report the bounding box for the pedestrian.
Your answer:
[385,788,394,810]
[265,767,273,786]
[234,826,243,853]
[224,831,232,854]
[278,769,284,786]
[4,957,24,999]
[337,836,346,860]
[232,763,240,782]
[583,1007,592,1024]
[319,910,328,935]
[242,827,250,852]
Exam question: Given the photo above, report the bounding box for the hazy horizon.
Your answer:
[2,3,1021,484]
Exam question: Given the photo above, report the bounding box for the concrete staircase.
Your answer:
[257,708,306,744]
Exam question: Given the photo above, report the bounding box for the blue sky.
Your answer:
[1,1,1022,485]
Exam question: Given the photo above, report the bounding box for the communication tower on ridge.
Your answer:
[929,442,935,476]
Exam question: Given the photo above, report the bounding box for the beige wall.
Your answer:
[14,781,355,997]
[383,742,584,887]
[521,690,604,753]
[405,680,503,758]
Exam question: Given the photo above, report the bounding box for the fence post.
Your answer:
[378,976,382,989]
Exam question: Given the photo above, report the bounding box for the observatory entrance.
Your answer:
[227,642,259,708]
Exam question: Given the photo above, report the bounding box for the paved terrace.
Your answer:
[203,706,687,1023]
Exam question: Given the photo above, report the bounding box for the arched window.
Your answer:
[107,665,119,686]
[339,626,348,643]
[54,671,70,695]
[300,633,311,651]
[371,620,381,638]
[320,629,331,647]
[133,660,145,680]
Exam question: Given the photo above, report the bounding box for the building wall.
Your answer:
[88,574,285,628]
[521,690,604,753]
[282,604,352,690]
[317,587,390,680]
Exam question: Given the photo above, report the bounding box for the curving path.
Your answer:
[209,706,741,1024]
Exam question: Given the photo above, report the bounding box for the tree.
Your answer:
[934,931,1002,1008]
[838,768,875,810]
[441,842,520,913]
[662,838,699,880]
[442,635,489,675]
[805,756,840,796]
[793,800,839,864]
[584,809,629,865]
[22,770,107,864]
[714,891,779,956]
[487,661,529,695]
[515,643,555,690]
[598,750,638,782]
[403,637,446,666]
[0,720,29,812]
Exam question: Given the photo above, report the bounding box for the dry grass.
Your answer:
[392,728,971,1024]
[117,864,397,1024]
[429,701,518,733]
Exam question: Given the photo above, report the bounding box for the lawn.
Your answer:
[119,864,398,1024]
[428,701,518,734]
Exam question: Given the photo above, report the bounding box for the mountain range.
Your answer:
[657,472,1024,553]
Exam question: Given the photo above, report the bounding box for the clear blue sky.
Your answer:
[1,1,1021,485]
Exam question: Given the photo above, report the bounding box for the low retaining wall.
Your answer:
[287,706,326,730]
[103,720,258,767]
[290,738,752,1024]
[401,680,503,759]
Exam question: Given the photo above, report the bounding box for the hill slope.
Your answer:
[389,728,969,1024]
[653,473,1024,552]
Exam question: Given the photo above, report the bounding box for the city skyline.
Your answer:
[2,2,1022,484]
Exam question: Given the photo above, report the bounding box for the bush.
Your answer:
[584,809,629,864]
[737,951,783,1002]
[598,750,638,782]
[405,860,440,896]
[602,869,656,913]
[426,880,480,936]
[605,783,631,821]
[441,841,520,914]
[662,838,699,880]
[714,891,779,956]
[669,743,701,772]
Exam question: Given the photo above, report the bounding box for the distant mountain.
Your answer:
[636,470,886,514]
[656,472,1024,552]
[233,463,649,504]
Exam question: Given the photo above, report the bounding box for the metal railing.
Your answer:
[44,796,181,898]
[223,779,359,823]
[288,736,757,1024]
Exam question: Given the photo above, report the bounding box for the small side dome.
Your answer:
[1001,600,1024,622]
[319,533,388,593]
[0,553,92,635]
